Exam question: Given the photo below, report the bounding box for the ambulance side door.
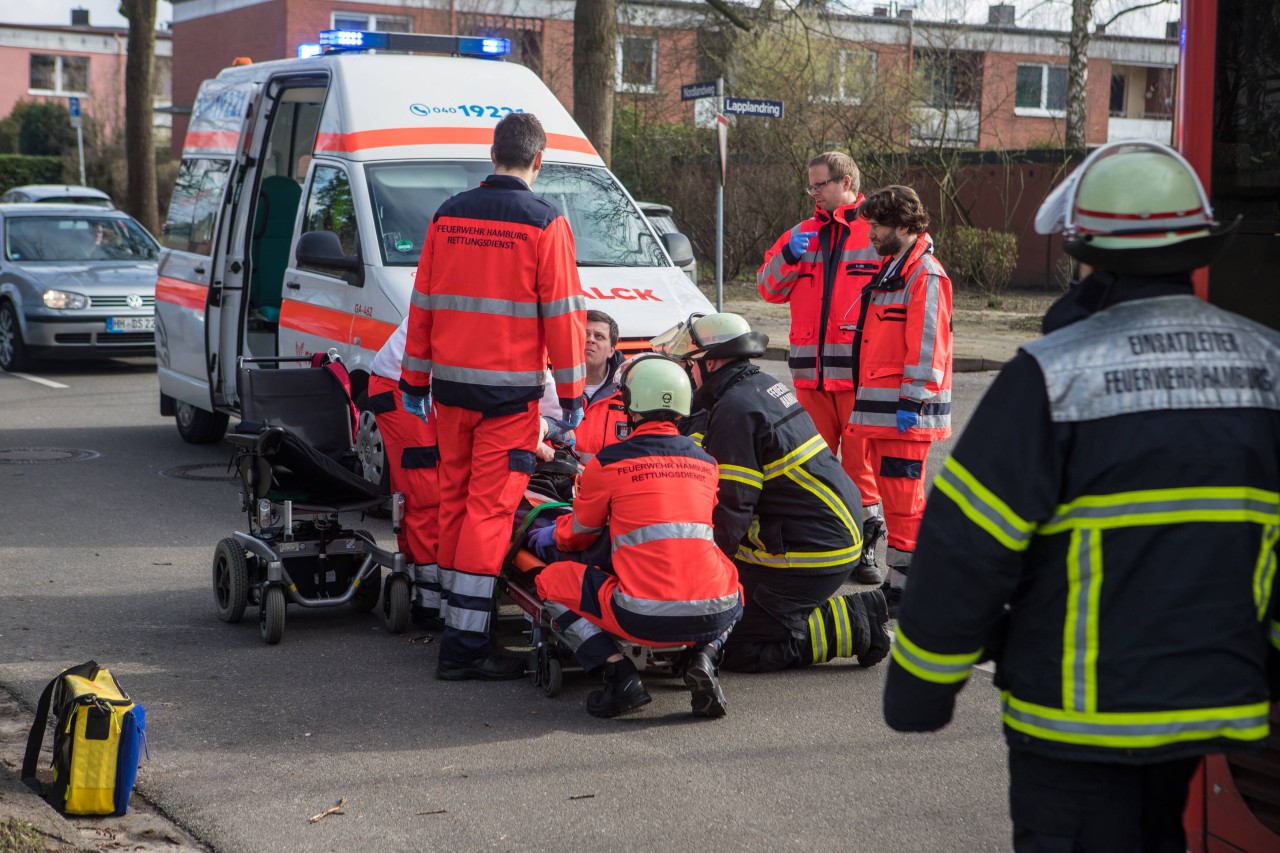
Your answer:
[277,160,363,360]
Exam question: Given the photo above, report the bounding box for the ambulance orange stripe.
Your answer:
[352,314,397,352]
[182,130,241,152]
[279,301,352,343]
[313,127,598,157]
[156,276,208,312]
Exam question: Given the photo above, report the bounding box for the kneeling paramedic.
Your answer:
[532,355,743,718]
[653,313,891,673]
[883,141,1280,851]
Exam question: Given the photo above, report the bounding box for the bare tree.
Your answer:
[573,0,617,166]
[119,0,158,234]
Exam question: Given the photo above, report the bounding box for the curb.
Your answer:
[761,345,1006,373]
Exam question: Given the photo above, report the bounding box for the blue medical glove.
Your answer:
[896,407,919,433]
[787,231,813,259]
[527,524,557,560]
[403,393,430,424]
[562,405,584,429]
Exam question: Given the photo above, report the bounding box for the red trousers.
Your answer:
[434,400,540,575]
[368,374,438,565]
[795,387,879,507]
[866,437,931,554]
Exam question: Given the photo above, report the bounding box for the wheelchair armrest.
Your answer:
[227,425,286,455]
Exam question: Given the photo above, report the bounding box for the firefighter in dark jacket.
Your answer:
[883,140,1280,851]
[654,313,891,673]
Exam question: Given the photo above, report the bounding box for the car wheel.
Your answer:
[0,301,30,372]
[175,401,230,444]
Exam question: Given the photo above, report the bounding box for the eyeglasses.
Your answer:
[804,178,837,195]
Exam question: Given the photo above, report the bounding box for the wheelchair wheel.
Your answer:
[383,574,410,634]
[260,586,286,644]
[212,538,249,624]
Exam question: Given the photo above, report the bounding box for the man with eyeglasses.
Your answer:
[757,151,887,587]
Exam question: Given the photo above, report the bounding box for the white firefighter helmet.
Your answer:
[1034,140,1238,275]
[618,353,692,419]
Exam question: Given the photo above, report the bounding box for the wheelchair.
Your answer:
[211,353,412,644]
[499,445,693,697]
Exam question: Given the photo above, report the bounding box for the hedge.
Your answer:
[0,155,65,194]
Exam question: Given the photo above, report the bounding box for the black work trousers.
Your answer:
[1008,749,1199,853]
[719,563,849,673]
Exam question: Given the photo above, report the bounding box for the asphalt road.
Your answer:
[1,358,1009,853]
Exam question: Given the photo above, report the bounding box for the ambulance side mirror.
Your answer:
[659,232,694,269]
[296,230,361,273]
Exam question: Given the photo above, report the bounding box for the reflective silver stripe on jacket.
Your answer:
[402,355,433,376]
[851,386,952,430]
[613,522,714,550]
[430,294,541,318]
[612,590,741,617]
[542,295,588,317]
[552,363,587,384]
[411,289,430,311]
[1022,295,1280,423]
[902,254,947,386]
[571,514,605,536]
[432,363,546,386]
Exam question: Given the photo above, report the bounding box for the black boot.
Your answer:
[683,650,728,718]
[436,652,527,681]
[880,581,903,620]
[586,658,651,718]
[854,515,887,585]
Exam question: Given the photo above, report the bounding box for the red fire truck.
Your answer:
[1178,1,1280,849]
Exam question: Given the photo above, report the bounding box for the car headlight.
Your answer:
[42,290,89,310]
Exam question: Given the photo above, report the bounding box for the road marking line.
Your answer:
[4,372,69,389]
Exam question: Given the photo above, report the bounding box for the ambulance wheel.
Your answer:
[260,586,286,644]
[175,401,229,445]
[212,538,249,623]
[383,575,410,634]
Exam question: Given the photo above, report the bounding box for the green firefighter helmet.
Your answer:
[649,312,769,361]
[1033,140,1238,275]
[618,353,692,419]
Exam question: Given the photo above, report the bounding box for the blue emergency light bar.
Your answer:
[318,29,510,58]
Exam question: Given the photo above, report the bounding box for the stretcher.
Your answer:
[499,457,693,698]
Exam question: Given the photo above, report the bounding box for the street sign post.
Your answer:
[680,81,717,101]
[68,97,85,186]
[722,97,785,119]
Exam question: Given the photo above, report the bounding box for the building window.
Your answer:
[814,50,877,104]
[331,12,411,33]
[616,35,657,93]
[1015,64,1068,115]
[29,54,89,96]
[915,49,983,110]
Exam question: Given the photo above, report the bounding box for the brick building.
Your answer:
[169,0,1176,153]
[0,10,173,144]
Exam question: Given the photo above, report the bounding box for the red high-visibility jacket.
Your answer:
[553,420,740,639]
[575,390,629,461]
[846,233,953,441]
[757,198,883,391]
[399,174,586,414]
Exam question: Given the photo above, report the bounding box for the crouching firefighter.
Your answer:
[653,313,892,673]
[533,355,743,718]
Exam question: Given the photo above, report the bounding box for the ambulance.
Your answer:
[155,30,712,487]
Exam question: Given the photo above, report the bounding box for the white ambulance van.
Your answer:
[156,30,710,486]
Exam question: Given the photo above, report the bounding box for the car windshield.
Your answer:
[4,216,158,262]
[364,161,667,268]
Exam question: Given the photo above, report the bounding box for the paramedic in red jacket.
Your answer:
[845,186,953,615]
[533,355,742,719]
[400,113,587,681]
[369,316,441,627]
[757,151,887,586]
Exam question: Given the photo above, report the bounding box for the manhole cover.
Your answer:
[162,463,236,482]
[0,448,100,464]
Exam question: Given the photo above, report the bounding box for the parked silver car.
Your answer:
[0,185,115,208]
[0,205,159,371]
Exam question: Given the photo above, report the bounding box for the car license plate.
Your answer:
[106,316,155,332]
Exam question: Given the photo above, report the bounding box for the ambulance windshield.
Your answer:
[365,162,669,269]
